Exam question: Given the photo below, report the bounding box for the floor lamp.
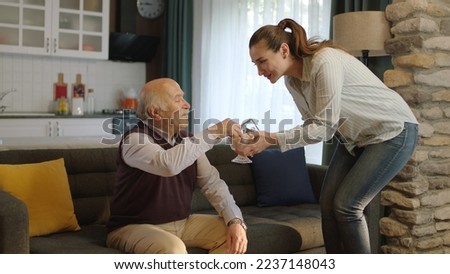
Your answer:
[332,11,391,67]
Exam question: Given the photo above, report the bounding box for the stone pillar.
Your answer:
[380,0,450,253]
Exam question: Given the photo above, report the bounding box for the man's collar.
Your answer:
[142,119,175,145]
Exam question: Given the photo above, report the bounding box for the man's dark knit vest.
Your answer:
[107,121,197,232]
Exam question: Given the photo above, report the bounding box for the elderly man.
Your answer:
[106,78,248,254]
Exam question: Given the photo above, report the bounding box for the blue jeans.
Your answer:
[320,122,418,253]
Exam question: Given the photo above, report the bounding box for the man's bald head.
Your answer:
[136,78,182,120]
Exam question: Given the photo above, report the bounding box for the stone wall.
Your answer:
[381,0,450,253]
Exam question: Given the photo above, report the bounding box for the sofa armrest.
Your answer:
[0,190,29,253]
[306,163,327,201]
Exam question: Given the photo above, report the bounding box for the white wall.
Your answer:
[0,53,146,113]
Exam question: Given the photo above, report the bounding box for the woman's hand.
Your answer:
[234,131,277,156]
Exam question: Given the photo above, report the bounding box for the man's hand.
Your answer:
[208,118,242,139]
[226,224,248,254]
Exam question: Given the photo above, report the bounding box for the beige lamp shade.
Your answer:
[333,11,391,57]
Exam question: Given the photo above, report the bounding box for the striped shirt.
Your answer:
[278,47,418,154]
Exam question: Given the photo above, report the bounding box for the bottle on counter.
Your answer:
[56,96,69,115]
[72,74,85,99]
[86,88,95,115]
[54,73,67,100]
[71,94,84,116]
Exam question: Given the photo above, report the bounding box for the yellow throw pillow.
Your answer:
[0,158,80,237]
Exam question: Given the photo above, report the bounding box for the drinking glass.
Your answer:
[231,118,260,164]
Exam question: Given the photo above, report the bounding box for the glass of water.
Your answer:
[231,118,259,164]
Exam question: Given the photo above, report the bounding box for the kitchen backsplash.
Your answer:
[0,53,146,113]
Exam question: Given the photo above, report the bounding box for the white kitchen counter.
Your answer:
[0,136,120,151]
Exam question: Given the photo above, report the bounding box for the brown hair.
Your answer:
[249,18,338,59]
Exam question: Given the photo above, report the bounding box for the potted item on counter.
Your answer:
[121,88,138,110]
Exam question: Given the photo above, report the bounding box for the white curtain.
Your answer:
[192,0,331,164]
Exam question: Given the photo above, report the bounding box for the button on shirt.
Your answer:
[279,47,418,154]
[121,123,243,224]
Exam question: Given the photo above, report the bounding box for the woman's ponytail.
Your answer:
[250,18,336,58]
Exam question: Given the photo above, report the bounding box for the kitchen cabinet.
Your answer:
[0,118,114,137]
[0,0,109,59]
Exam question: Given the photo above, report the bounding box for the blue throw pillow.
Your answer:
[250,147,316,207]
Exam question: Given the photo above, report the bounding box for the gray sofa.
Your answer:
[0,144,382,254]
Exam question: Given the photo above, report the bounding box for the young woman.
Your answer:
[238,18,418,253]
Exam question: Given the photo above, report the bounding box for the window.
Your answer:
[192,0,331,164]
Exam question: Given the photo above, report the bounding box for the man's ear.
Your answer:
[147,106,161,121]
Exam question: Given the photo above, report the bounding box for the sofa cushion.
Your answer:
[240,204,324,251]
[250,147,316,207]
[0,158,80,237]
[187,222,301,254]
[194,203,323,252]
[30,225,123,254]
